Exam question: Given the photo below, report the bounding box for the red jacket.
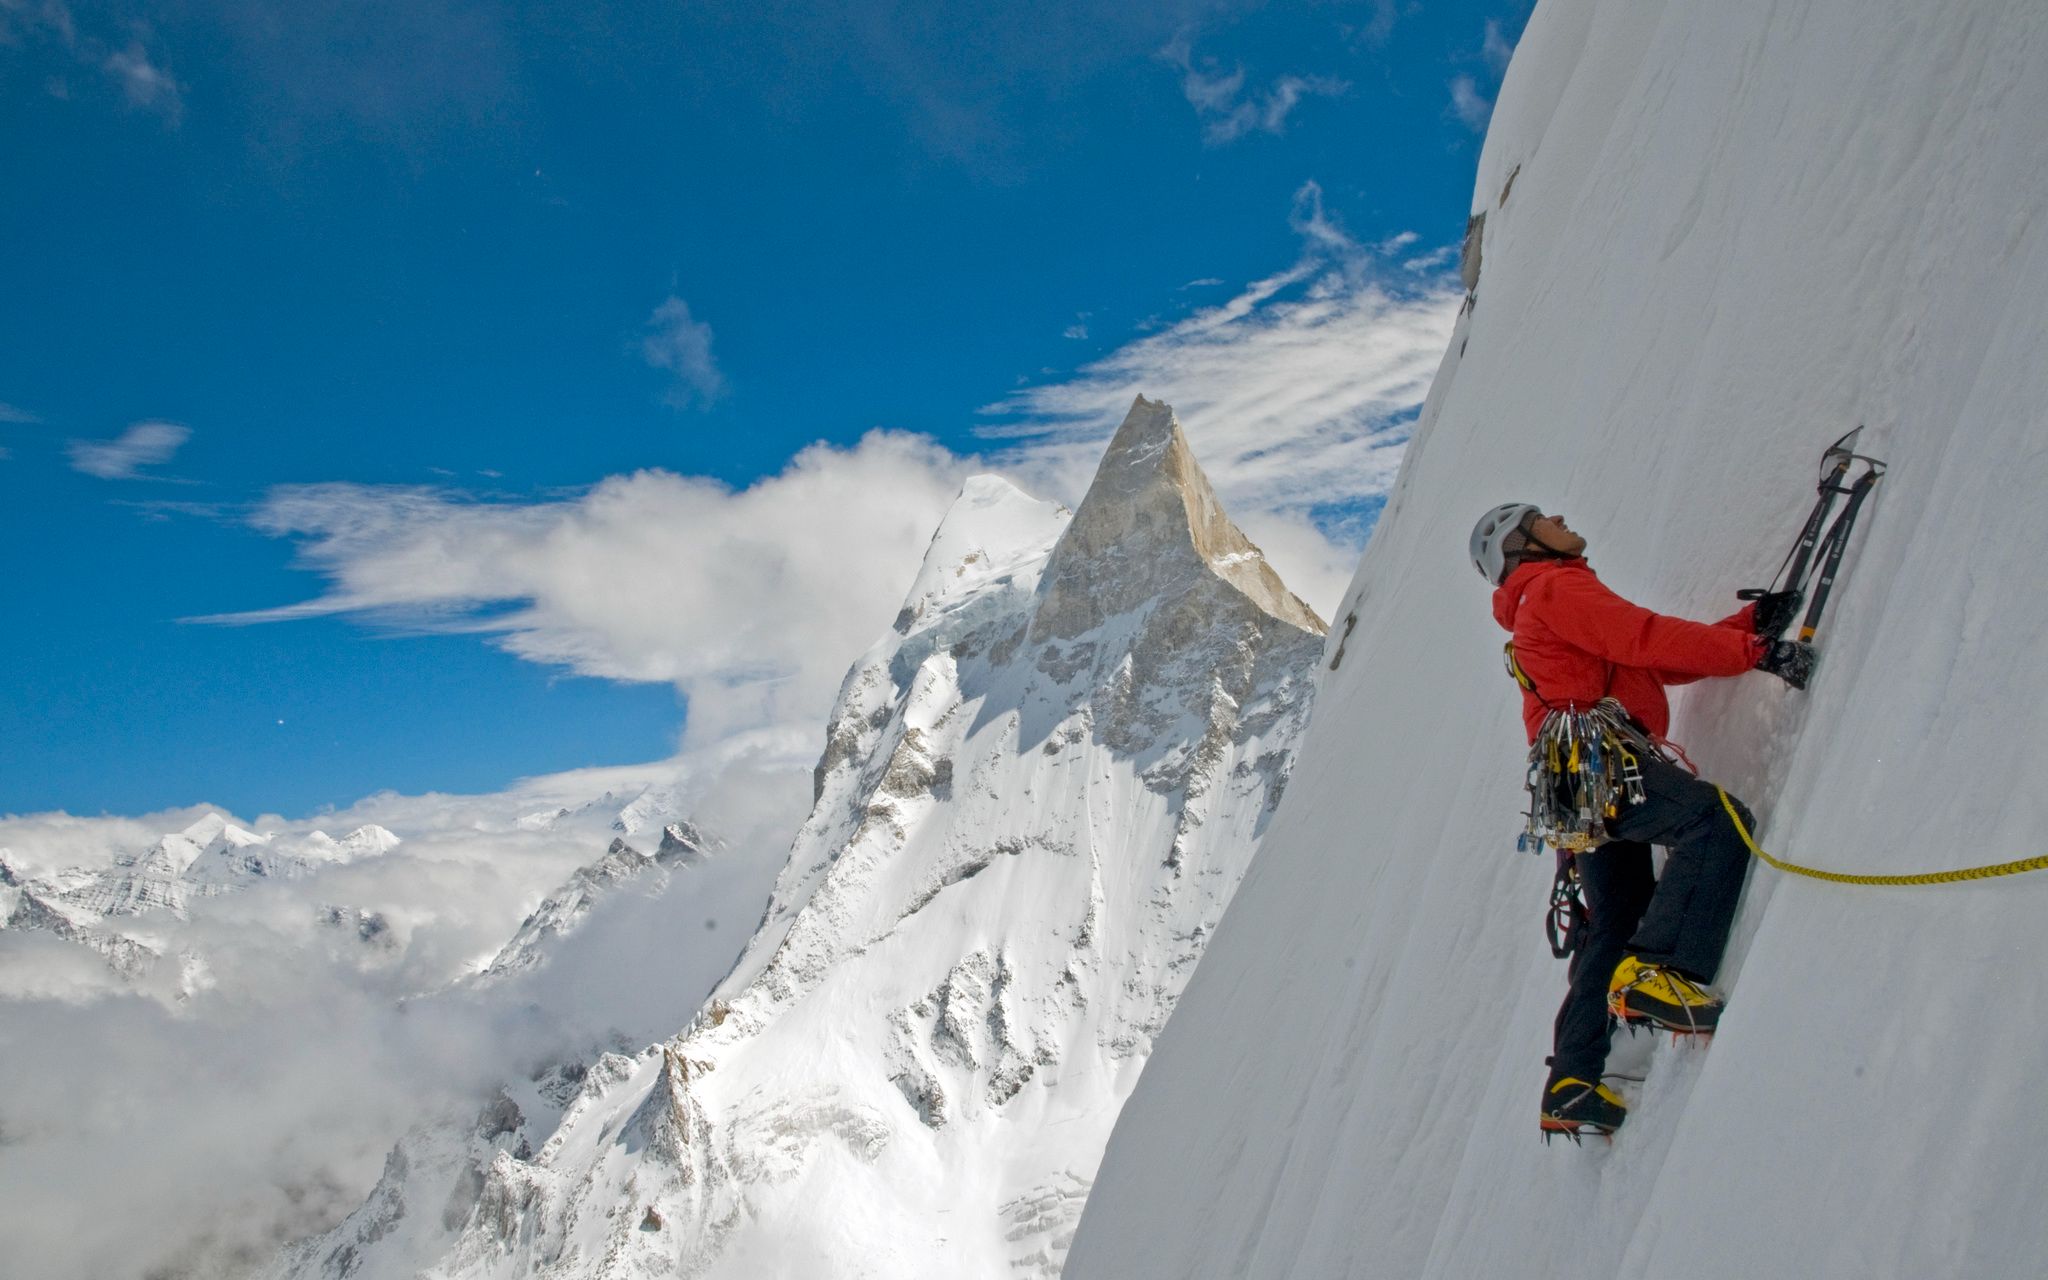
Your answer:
[1491,558,1764,742]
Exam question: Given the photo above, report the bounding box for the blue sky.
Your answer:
[1,0,1528,818]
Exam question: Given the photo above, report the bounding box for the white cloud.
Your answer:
[201,431,973,747]
[1161,35,1348,146]
[0,401,40,423]
[1,5,185,125]
[1402,244,1458,273]
[67,419,190,479]
[104,39,182,122]
[1063,322,1089,340]
[640,295,726,409]
[0,0,78,50]
[981,181,1462,617]
[1352,0,1400,47]
[1449,73,1492,131]
[1483,19,1517,75]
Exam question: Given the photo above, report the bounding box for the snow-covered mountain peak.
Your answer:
[404,401,1326,1279]
[482,822,725,980]
[894,473,1070,635]
[0,811,413,988]
[1034,395,1325,644]
[178,810,242,847]
[331,823,401,859]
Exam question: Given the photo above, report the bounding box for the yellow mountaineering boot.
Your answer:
[1607,955,1722,1034]
[1540,1075,1626,1140]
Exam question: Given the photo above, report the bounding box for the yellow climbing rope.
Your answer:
[1717,788,2048,886]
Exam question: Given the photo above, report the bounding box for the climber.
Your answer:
[1469,503,1810,1138]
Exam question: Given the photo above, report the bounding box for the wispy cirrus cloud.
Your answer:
[1160,33,1347,145]
[103,38,183,122]
[0,0,79,51]
[1482,18,1516,74]
[640,295,726,410]
[0,398,33,460]
[68,420,191,480]
[1449,15,1522,133]
[1347,0,1400,48]
[980,180,1462,611]
[1448,74,1491,131]
[0,2,183,122]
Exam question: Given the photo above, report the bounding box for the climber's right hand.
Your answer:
[1755,639,1816,690]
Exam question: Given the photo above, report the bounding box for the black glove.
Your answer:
[1747,589,1803,637]
[1755,639,1816,690]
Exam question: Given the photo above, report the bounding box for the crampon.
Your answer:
[1540,1076,1625,1144]
[1607,957,1721,1038]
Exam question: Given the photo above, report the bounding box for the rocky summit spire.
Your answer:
[1031,395,1325,644]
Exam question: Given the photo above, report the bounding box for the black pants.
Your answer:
[1549,755,1754,1083]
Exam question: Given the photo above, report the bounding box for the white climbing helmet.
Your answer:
[1470,502,1542,585]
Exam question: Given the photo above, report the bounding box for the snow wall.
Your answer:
[1067,1,2048,1277]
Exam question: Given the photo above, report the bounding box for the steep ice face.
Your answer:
[1068,2,2048,1278]
[421,399,1325,1279]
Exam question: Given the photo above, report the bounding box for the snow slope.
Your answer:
[1069,2,2048,1277]
[415,398,1325,1279]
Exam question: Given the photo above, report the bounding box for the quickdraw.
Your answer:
[1516,696,1662,856]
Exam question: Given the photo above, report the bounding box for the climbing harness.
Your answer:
[1716,788,2048,886]
[1739,426,1887,645]
[1510,636,1665,954]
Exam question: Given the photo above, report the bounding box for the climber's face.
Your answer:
[1527,513,1587,557]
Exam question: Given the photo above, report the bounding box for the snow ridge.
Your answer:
[484,823,717,979]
